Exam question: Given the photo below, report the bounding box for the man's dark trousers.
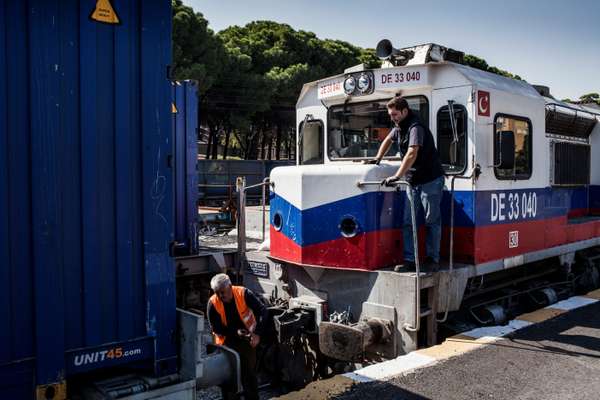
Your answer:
[220,337,259,400]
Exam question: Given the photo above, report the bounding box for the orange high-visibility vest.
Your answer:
[209,286,257,345]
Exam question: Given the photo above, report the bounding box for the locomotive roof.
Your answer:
[543,96,600,119]
[299,62,545,106]
[451,63,541,100]
[298,62,595,110]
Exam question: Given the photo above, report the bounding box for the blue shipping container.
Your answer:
[172,81,199,248]
[0,1,177,398]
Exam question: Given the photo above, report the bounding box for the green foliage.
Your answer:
[171,1,225,95]
[359,48,382,69]
[580,93,600,104]
[463,54,489,71]
[266,63,319,100]
[464,54,522,81]
[562,93,600,105]
[171,8,383,139]
[216,21,370,108]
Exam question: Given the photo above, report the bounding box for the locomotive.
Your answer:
[241,41,600,376]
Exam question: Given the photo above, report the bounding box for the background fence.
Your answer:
[197,160,294,206]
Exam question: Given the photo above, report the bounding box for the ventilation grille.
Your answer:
[546,106,596,140]
[551,141,590,186]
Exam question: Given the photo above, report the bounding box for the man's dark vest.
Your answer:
[396,112,444,185]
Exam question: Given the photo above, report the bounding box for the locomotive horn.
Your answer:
[376,39,397,60]
[376,39,414,65]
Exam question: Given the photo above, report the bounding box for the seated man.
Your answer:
[207,273,268,400]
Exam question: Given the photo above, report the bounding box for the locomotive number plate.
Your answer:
[246,261,270,278]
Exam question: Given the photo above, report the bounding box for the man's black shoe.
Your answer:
[394,261,416,272]
[423,257,440,273]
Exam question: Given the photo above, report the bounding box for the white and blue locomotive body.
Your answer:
[269,49,600,272]
[245,44,600,359]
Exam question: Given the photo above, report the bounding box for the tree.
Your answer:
[215,21,380,159]
[464,54,522,80]
[205,45,273,159]
[562,93,600,106]
[172,1,231,158]
[579,93,600,105]
[171,1,225,95]
[359,48,381,69]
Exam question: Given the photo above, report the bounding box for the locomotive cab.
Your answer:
[272,43,486,270]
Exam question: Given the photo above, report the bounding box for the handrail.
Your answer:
[243,179,271,191]
[545,102,600,118]
[357,179,421,332]
[236,177,272,276]
[244,178,271,241]
[197,184,234,188]
[436,165,480,323]
[436,174,458,323]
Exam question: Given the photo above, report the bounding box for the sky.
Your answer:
[183,0,600,100]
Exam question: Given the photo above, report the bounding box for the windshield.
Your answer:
[327,96,429,160]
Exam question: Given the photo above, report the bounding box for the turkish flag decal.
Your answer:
[478,90,490,116]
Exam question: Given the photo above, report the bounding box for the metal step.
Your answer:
[420,306,433,318]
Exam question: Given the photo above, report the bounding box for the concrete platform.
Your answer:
[276,289,600,400]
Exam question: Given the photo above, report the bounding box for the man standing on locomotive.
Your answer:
[207,273,268,400]
[369,95,445,272]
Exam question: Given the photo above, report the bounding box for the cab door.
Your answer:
[432,86,472,175]
[297,118,324,165]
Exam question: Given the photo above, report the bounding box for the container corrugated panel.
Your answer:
[0,0,176,396]
[172,81,199,247]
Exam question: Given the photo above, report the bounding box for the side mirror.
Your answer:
[495,130,515,169]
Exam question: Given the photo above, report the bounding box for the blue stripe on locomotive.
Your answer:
[271,186,596,247]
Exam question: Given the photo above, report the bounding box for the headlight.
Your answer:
[272,212,283,231]
[339,215,359,238]
[357,73,372,93]
[343,76,356,95]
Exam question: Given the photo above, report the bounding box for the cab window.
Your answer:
[494,114,532,180]
[299,120,324,165]
[327,96,429,160]
[437,104,467,174]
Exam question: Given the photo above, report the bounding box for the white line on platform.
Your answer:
[461,319,533,339]
[344,352,437,382]
[547,296,598,311]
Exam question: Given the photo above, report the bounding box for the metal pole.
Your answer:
[236,177,247,279]
[403,184,421,332]
[437,176,455,323]
[437,166,479,323]
[261,178,268,241]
